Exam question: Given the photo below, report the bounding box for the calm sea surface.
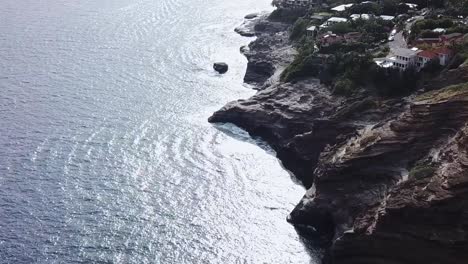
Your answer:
[0,0,319,263]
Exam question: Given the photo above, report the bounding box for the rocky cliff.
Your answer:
[331,121,468,264]
[290,83,468,263]
[234,13,295,87]
[210,15,468,264]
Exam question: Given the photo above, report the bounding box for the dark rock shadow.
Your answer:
[294,226,332,264]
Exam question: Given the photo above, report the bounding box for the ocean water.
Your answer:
[0,0,319,263]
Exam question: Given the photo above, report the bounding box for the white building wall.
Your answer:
[439,54,448,66]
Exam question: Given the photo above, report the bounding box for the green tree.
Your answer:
[328,22,353,34]
[370,65,420,97]
[381,0,399,15]
[333,78,356,96]
[290,18,309,40]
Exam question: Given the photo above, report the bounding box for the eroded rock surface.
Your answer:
[332,120,468,264]
[239,17,295,87]
[210,13,468,264]
[287,85,468,264]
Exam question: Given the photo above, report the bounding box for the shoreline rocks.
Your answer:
[235,12,269,37]
[237,15,295,87]
[210,12,468,264]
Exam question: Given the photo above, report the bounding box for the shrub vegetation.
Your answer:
[409,164,436,179]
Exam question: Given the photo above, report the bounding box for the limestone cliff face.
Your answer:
[423,65,468,91]
[288,84,468,263]
[209,79,405,187]
[210,14,468,264]
[210,80,351,186]
[235,14,294,87]
[331,123,468,264]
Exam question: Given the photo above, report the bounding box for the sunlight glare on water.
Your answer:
[0,0,319,263]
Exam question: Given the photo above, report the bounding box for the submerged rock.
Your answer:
[244,13,259,19]
[213,62,228,74]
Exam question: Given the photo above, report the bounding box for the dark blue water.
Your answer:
[0,0,319,263]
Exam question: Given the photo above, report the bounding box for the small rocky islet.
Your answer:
[213,62,229,74]
[210,0,468,263]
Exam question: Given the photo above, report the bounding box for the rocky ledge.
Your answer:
[234,14,295,87]
[290,83,468,263]
[331,121,468,264]
[210,13,468,264]
[209,79,405,187]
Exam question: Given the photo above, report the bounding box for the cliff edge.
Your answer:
[209,14,468,264]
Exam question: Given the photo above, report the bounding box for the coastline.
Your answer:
[210,10,468,264]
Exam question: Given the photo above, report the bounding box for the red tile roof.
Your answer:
[433,47,452,56]
[418,50,438,59]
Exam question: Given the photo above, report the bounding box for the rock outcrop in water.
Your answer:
[210,13,468,264]
[213,62,229,74]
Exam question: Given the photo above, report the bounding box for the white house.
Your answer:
[417,50,438,69]
[434,47,453,66]
[374,57,394,68]
[331,4,354,12]
[306,25,318,38]
[388,48,419,70]
[351,14,372,20]
[404,3,418,9]
[416,47,453,68]
[380,15,395,21]
[320,17,348,28]
[433,28,446,34]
